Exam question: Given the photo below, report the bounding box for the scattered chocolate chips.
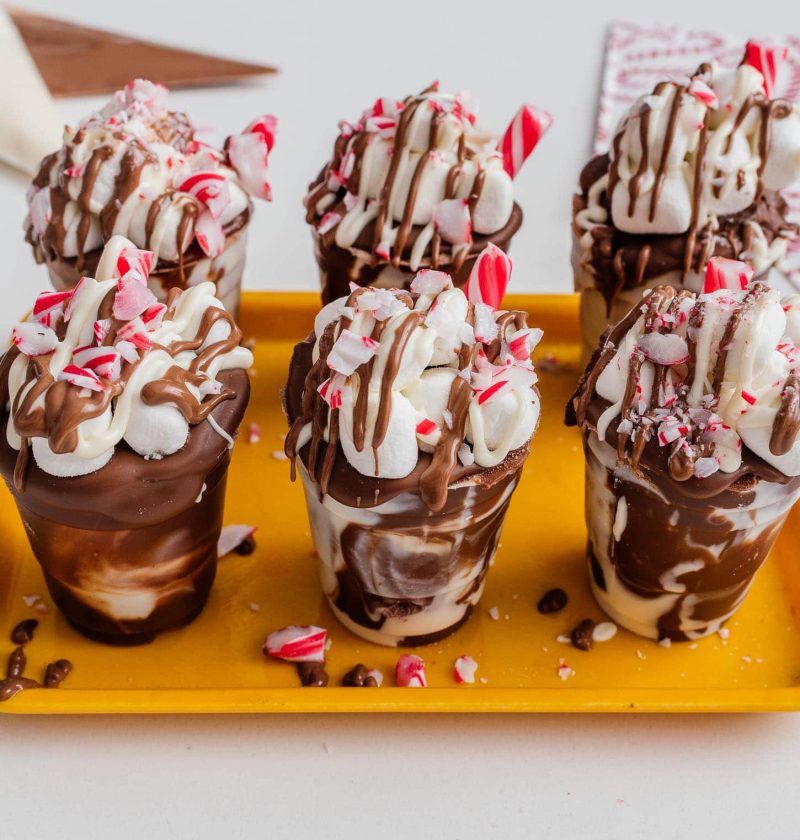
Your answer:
[235,535,257,556]
[0,618,72,702]
[7,647,26,679]
[342,664,378,687]
[537,588,568,614]
[570,619,596,651]
[44,660,73,688]
[10,618,38,645]
[296,661,329,687]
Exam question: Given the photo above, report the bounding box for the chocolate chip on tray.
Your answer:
[570,619,596,652]
[537,588,568,615]
[296,662,329,687]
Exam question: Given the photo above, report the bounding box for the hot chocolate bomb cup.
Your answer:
[0,236,253,644]
[305,84,551,304]
[25,79,277,317]
[572,43,800,355]
[567,260,800,641]
[285,248,542,646]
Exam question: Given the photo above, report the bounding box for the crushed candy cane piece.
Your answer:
[31,290,72,326]
[12,322,57,356]
[688,76,718,108]
[742,40,787,98]
[248,422,261,444]
[113,275,157,321]
[195,211,225,258]
[326,329,379,376]
[487,606,500,621]
[458,443,475,466]
[226,115,278,201]
[179,171,231,219]
[217,524,257,558]
[500,104,553,179]
[557,659,574,681]
[395,654,427,687]
[58,364,104,392]
[466,244,511,309]
[264,625,327,663]
[318,212,342,235]
[472,302,500,344]
[72,345,121,381]
[415,417,439,437]
[704,257,753,294]
[410,269,453,296]
[454,655,478,684]
[115,246,154,280]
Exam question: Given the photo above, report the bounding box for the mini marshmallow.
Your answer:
[123,401,190,458]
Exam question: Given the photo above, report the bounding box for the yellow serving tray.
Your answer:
[2,292,800,714]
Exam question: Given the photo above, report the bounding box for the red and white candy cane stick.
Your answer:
[500,104,552,179]
[742,40,788,98]
[703,257,753,294]
[466,243,512,309]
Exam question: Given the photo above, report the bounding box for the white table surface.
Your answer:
[2,1,800,837]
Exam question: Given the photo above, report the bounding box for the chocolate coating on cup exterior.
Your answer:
[0,370,249,644]
[568,284,800,640]
[285,324,531,647]
[313,204,522,304]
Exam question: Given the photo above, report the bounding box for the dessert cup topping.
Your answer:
[26,79,276,268]
[568,259,800,481]
[3,235,253,485]
[574,44,800,278]
[305,83,548,272]
[742,41,788,98]
[285,247,542,510]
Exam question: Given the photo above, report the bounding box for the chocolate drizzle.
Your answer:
[305,85,495,272]
[575,71,797,306]
[285,292,532,512]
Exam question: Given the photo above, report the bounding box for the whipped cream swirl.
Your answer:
[26,80,275,268]
[3,235,253,482]
[571,266,800,480]
[576,53,800,273]
[285,252,541,511]
[305,83,516,272]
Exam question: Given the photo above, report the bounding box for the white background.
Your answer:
[2,1,800,837]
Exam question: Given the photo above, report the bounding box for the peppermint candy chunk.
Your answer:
[263,625,327,663]
[432,198,472,245]
[93,319,111,345]
[353,288,408,320]
[466,244,512,309]
[507,327,544,361]
[317,374,348,409]
[217,524,257,558]
[115,246,154,281]
[454,655,478,685]
[473,302,499,345]
[318,212,342,235]
[31,290,73,327]
[742,40,788,98]
[636,332,689,366]
[72,345,122,382]
[195,211,226,258]
[179,171,231,220]
[58,364,104,392]
[141,303,167,331]
[415,417,439,437]
[500,104,553,179]
[704,257,753,294]
[116,340,140,364]
[326,329,380,376]
[703,421,743,472]
[694,457,720,479]
[116,318,152,351]
[395,654,427,687]
[12,322,58,357]
[226,115,277,201]
[113,274,157,321]
[688,77,719,109]
[410,269,453,296]
[657,418,689,446]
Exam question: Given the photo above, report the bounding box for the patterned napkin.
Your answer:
[596,22,800,287]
